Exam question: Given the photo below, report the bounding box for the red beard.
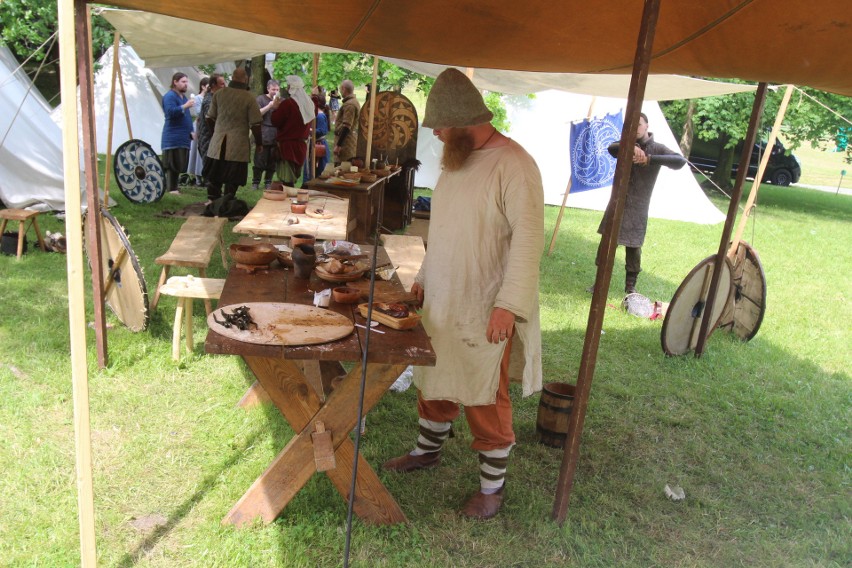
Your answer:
[441,128,475,171]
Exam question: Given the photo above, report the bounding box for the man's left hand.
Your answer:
[486,307,515,344]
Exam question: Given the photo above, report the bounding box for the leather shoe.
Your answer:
[460,486,504,520]
[382,451,441,473]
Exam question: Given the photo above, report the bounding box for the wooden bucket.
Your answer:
[536,382,576,448]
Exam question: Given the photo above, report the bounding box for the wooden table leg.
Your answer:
[184,297,194,354]
[150,266,170,310]
[16,220,25,260]
[172,297,184,361]
[223,357,407,527]
[199,267,213,315]
[237,380,272,408]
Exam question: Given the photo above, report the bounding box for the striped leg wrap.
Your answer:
[479,447,511,492]
[410,418,452,456]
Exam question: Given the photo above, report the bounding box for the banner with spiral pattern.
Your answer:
[569,111,624,192]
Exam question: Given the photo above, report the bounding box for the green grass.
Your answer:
[0,173,850,567]
[783,138,851,189]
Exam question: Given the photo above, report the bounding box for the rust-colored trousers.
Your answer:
[417,337,515,451]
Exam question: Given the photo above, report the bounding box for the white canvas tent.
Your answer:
[51,44,167,154]
[0,46,68,211]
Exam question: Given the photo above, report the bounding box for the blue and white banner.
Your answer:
[569,110,624,192]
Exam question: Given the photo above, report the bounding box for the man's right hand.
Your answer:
[411,283,424,308]
[633,145,649,165]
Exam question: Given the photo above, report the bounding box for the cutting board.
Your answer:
[208,302,354,346]
[345,280,417,304]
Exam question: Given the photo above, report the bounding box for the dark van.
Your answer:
[688,137,801,186]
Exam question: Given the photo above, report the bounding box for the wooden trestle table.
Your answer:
[205,247,435,526]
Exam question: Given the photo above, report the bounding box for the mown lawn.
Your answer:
[0,179,849,567]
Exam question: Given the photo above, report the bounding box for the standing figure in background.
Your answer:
[304,86,330,181]
[332,79,360,163]
[328,88,341,127]
[382,68,544,521]
[196,73,225,177]
[161,72,194,195]
[184,76,209,187]
[251,79,281,190]
[595,112,686,294]
[202,68,263,203]
[270,75,314,188]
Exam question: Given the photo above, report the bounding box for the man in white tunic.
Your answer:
[383,68,544,520]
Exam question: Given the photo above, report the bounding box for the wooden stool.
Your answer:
[150,217,228,314]
[0,209,47,260]
[158,276,225,360]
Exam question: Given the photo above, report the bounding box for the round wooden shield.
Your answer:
[208,303,354,346]
[84,207,149,331]
[357,91,419,163]
[717,241,767,341]
[661,255,734,356]
[113,139,165,204]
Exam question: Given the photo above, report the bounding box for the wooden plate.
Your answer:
[315,265,366,282]
[207,302,354,346]
[305,207,333,219]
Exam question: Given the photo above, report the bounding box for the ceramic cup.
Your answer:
[291,244,317,279]
[290,233,315,248]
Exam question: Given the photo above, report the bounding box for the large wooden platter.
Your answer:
[661,255,734,356]
[717,241,766,341]
[208,302,354,346]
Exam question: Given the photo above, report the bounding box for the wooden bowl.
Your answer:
[341,172,362,182]
[373,169,391,177]
[332,286,362,304]
[361,173,378,183]
[290,201,308,214]
[263,189,288,201]
[229,242,278,266]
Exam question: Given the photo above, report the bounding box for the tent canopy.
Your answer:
[102,1,851,96]
[100,9,756,101]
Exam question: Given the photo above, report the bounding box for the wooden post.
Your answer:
[552,0,661,525]
[364,56,380,166]
[77,1,108,368]
[308,53,319,181]
[547,97,596,255]
[102,32,122,205]
[116,62,133,138]
[58,0,97,563]
[728,85,794,256]
[693,83,769,357]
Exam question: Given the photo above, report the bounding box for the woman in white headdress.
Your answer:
[270,75,315,187]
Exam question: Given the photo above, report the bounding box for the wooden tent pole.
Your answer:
[728,84,794,256]
[552,0,661,525]
[364,56,379,166]
[308,53,319,182]
[693,83,768,357]
[77,2,108,369]
[102,31,122,205]
[116,62,133,138]
[58,0,97,563]
[547,97,597,255]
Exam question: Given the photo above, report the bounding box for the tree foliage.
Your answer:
[661,84,852,158]
[0,0,114,63]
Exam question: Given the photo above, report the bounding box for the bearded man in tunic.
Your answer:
[382,68,544,520]
[332,79,360,162]
[202,67,263,203]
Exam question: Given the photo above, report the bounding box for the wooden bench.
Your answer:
[380,234,426,292]
[150,216,228,313]
[158,276,225,360]
[0,209,47,260]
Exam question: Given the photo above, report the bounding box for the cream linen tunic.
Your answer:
[206,85,263,163]
[413,140,544,406]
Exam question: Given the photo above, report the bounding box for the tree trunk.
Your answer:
[250,55,266,95]
[678,100,695,156]
[711,135,736,190]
